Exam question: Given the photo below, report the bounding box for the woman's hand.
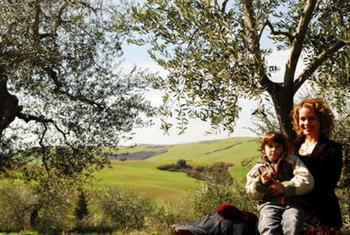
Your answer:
[261,172,285,196]
[268,180,284,196]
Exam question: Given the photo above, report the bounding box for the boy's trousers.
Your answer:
[258,202,305,235]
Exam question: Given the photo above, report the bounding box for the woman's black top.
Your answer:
[295,134,343,228]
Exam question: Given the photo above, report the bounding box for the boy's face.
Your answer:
[264,142,283,162]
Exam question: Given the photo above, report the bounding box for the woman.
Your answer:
[291,98,343,233]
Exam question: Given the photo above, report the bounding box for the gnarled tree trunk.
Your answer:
[0,77,21,135]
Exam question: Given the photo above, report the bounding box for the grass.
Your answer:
[148,137,257,162]
[0,230,38,235]
[0,137,260,235]
[93,137,260,201]
[0,231,165,235]
[93,160,199,201]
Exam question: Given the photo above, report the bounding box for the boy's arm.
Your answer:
[245,164,268,200]
[281,155,314,197]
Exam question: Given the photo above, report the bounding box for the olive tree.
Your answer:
[0,0,154,176]
[127,0,349,137]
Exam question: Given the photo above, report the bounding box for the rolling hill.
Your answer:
[94,137,260,201]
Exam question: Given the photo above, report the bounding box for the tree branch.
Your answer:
[241,0,258,51]
[54,2,70,32]
[241,0,272,89]
[17,112,52,124]
[33,1,74,41]
[38,123,50,173]
[284,0,317,89]
[294,40,347,92]
[44,67,104,111]
[260,20,294,42]
[76,0,98,13]
[32,0,41,45]
[17,111,70,144]
[221,0,229,13]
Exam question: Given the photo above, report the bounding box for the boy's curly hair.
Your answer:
[291,98,335,137]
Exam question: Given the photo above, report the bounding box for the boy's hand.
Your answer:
[261,172,285,196]
[261,172,273,184]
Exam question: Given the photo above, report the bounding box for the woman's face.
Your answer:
[264,142,283,162]
[298,107,321,137]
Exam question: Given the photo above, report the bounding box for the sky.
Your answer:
[108,0,310,146]
[120,43,296,145]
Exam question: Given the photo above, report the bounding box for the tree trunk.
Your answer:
[0,78,21,135]
[29,204,40,228]
[267,85,295,140]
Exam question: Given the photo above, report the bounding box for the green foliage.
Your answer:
[190,179,257,218]
[0,230,38,235]
[146,200,194,234]
[129,0,249,133]
[0,180,36,232]
[126,0,349,137]
[249,96,279,136]
[337,188,350,231]
[31,174,80,234]
[0,163,258,234]
[0,177,159,234]
[0,0,154,176]
[0,175,80,234]
[338,149,350,232]
[176,159,188,168]
[95,187,153,231]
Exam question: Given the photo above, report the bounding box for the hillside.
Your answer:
[94,137,260,201]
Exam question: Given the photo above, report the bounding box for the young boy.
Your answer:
[245,131,314,235]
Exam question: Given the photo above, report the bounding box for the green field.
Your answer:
[93,161,199,201]
[94,137,260,201]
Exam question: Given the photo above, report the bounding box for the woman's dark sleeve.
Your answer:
[324,142,343,189]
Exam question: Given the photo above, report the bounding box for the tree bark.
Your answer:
[0,78,21,135]
[267,84,295,140]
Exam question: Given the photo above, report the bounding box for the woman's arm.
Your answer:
[281,155,314,197]
[321,142,343,189]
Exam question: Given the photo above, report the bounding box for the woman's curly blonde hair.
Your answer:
[291,98,335,137]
